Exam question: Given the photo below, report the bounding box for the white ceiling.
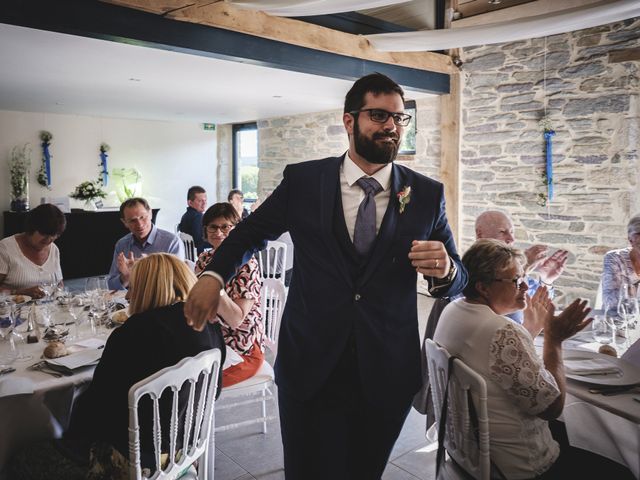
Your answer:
[0,23,433,125]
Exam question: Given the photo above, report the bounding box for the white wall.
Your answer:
[0,110,218,233]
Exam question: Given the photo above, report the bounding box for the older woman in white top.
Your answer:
[434,239,593,479]
[0,204,65,299]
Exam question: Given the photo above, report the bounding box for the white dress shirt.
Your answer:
[340,152,393,241]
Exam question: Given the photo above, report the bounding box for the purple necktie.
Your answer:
[353,177,383,256]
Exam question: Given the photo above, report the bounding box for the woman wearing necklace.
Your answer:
[0,204,65,298]
[602,214,640,309]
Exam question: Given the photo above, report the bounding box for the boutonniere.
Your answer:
[397,186,411,213]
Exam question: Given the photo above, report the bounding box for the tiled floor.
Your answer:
[213,294,437,480]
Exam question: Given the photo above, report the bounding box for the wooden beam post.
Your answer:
[440,72,461,245]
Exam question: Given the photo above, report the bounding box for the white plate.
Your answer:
[9,295,31,304]
[564,349,640,386]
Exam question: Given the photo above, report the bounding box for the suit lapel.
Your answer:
[358,163,406,287]
[320,155,353,287]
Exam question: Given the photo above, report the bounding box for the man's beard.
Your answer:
[353,119,400,165]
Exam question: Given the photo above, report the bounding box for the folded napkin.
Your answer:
[565,358,621,375]
[46,348,103,371]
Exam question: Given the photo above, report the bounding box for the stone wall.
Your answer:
[256,95,442,196]
[460,17,640,303]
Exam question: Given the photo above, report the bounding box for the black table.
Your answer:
[3,209,159,279]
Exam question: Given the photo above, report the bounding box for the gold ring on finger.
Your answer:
[435,259,439,269]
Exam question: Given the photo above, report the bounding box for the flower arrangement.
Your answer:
[9,144,31,211]
[397,185,411,213]
[70,180,107,202]
[37,131,53,189]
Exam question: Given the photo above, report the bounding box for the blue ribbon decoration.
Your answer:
[544,130,555,202]
[99,151,108,186]
[42,141,51,187]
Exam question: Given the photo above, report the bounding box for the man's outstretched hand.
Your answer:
[185,275,222,331]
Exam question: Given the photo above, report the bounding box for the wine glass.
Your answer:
[89,293,109,335]
[40,273,58,304]
[0,302,17,368]
[617,284,639,330]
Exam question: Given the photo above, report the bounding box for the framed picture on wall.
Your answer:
[399,100,416,155]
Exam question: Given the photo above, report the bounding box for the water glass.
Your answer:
[40,273,58,303]
[592,313,615,345]
[0,302,17,368]
[89,293,109,334]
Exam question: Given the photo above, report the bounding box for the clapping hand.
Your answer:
[545,299,592,344]
[537,250,569,285]
[524,244,548,272]
[523,285,552,338]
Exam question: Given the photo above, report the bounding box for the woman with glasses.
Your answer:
[432,239,617,479]
[0,204,65,299]
[196,202,264,386]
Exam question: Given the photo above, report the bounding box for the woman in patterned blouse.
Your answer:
[434,239,600,479]
[195,202,264,386]
[601,214,640,309]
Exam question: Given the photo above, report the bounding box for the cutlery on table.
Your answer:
[589,385,640,396]
[0,367,15,375]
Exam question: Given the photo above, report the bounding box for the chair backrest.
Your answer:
[261,278,286,356]
[128,348,222,480]
[257,241,287,281]
[425,339,491,480]
[178,232,197,262]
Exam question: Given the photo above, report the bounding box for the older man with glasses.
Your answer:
[107,197,184,290]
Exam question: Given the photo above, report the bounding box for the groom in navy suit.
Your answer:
[186,73,467,479]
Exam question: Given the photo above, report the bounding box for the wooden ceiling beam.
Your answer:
[101,0,456,75]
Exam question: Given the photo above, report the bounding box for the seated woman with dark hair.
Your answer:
[195,202,264,387]
[8,253,225,480]
[433,239,632,479]
[0,203,66,298]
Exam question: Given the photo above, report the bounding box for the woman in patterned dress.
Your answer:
[433,239,607,479]
[196,202,264,387]
[601,214,640,309]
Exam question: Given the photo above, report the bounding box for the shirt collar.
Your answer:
[344,151,392,191]
[133,223,157,247]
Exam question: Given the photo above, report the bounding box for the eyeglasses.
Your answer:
[350,108,412,127]
[206,224,235,233]
[491,275,529,288]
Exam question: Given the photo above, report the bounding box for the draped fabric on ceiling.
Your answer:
[229,0,408,17]
[365,0,640,52]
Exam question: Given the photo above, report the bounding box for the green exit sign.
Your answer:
[202,123,216,131]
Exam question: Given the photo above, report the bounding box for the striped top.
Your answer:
[0,235,62,290]
[602,247,639,308]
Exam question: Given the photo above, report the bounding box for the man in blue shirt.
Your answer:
[108,197,184,290]
[178,186,211,254]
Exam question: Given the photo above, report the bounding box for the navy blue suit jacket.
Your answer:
[205,156,467,410]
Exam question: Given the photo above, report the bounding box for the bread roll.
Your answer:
[43,341,68,359]
[598,344,617,357]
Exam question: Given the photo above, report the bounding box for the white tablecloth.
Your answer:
[537,325,640,477]
[0,335,106,471]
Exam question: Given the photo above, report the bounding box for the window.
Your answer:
[399,100,416,155]
[232,123,258,206]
